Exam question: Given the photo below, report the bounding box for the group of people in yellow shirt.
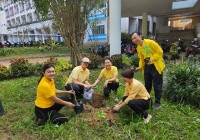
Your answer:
[34,32,165,126]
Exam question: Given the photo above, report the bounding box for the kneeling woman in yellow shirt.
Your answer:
[92,58,119,97]
[35,63,75,125]
[113,68,152,123]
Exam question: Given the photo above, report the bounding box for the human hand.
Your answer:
[113,105,120,112]
[68,90,75,95]
[103,81,108,88]
[135,67,140,71]
[84,84,92,89]
[66,102,75,108]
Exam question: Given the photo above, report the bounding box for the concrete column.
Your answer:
[149,15,153,35]
[142,13,148,37]
[109,0,121,56]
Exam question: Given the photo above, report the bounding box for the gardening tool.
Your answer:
[0,99,5,116]
[69,84,84,114]
[73,94,84,114]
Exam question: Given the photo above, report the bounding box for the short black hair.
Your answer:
[121,68,134,79]
[131,32,142,36]
[104,57,112,62]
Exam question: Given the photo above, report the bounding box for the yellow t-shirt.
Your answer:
[66,66,90,84]
[35,77,56,108]
[136,39,166,75]
[124,79,150,104]
[99,66,118,82]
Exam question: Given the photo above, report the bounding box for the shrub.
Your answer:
[111,54,123,68]
[81,53,103,69]
[0,64,10,80]
[10,58,31,78]
[121,32,131,44]
[130,55,139,67]
[28,63,43,76]
[163,62,200,107]
[55,58,72,74]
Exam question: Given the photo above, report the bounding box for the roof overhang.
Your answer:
[121,0,200,17]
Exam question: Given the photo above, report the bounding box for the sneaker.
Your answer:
[152,103,161,109]
[144,114,152,123]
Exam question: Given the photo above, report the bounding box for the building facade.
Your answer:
[0,0,157,44]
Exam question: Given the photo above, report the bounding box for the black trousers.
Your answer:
[65,83,84,99]
[123,96,150,118]
[144,64,163,104]
[35,96,70,125]
[104,81,119,97]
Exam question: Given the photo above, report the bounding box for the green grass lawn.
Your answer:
[0,69,199,140]
[0,46,68,59]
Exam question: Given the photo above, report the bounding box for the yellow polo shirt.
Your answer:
[35,77,56,108]
[136,39,166,75]
[99,66,118,82]
[66,66,90,84]
[124,79,150,104]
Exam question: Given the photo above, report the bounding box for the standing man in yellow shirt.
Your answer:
[131,32,165,109]
[113,68,152,123]
[65,57,92,99]
[92,58,119,97]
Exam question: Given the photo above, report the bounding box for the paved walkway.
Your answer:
[0,56,69,67]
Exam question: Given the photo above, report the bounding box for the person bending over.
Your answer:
[113,68,152,123]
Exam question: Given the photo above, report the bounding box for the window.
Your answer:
[92,25,105,35]
[14,5,19,14]
[16,17,21,25]
[20,2,24,12]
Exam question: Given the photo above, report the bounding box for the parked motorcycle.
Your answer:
[186,39,200,57]
[177,39,185,53]
[161,40,170,53]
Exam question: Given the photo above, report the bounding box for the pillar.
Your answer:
[109,0,121,56]
[142,13,148,38]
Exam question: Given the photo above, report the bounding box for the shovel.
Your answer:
[70,84,84,114]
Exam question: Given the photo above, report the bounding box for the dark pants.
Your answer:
[35,96,70,125]
[144,64,163,104]
[104,81,119,97]
[65,83,84,99]
[123,96,150,118]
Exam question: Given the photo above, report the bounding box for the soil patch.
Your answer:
[90,92,105,108]
[82,93,117,126]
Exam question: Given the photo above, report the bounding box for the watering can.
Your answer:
[83,88,93,103]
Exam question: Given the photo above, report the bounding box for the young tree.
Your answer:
[15,0,104,66]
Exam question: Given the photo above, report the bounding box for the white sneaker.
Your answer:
[144,114,152,124]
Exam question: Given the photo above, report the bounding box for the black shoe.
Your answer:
[152,103,161,109]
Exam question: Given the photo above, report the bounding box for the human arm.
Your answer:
[49,95,74,108]
[92,76,102,87]
[149,40,163,61]
[56,89,75,95]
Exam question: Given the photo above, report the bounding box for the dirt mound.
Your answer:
[82,93,117,126]
[90,93,105,108]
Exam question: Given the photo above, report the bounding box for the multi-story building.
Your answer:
[0,0,62,44]
[0,0,157,44]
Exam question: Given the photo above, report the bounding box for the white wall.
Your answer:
[156,17,170,33]
[121,17,129,33]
